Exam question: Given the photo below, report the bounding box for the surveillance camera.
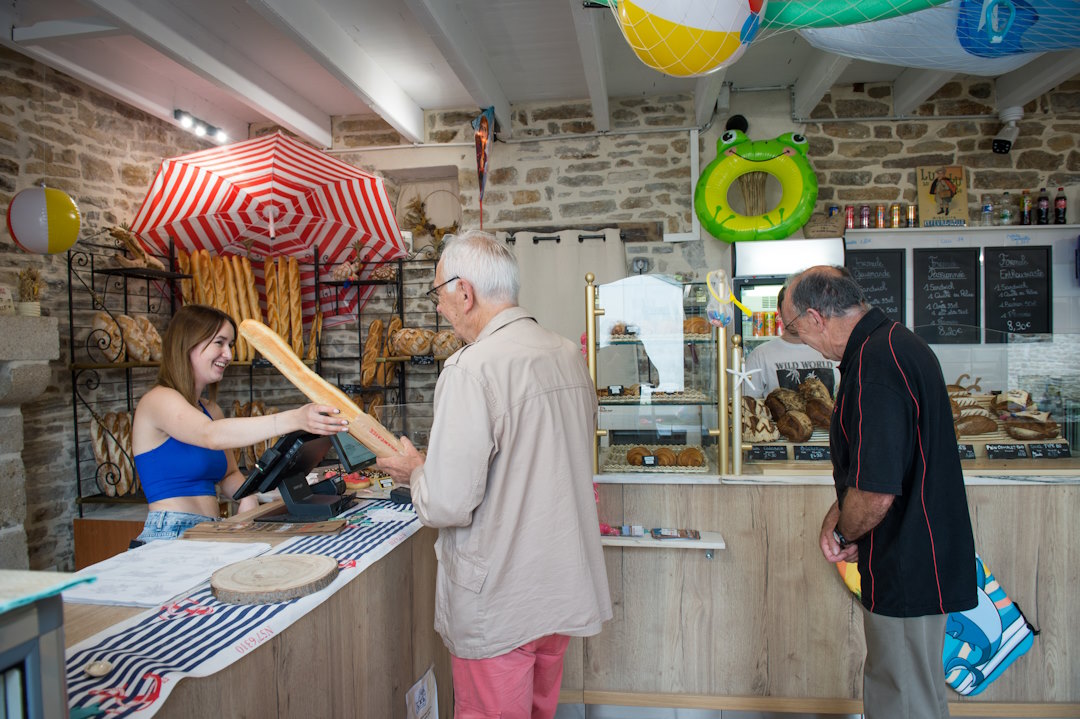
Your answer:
[993,123,1018,154]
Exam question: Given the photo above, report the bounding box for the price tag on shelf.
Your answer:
[794,445,830,461]
[985,443,1028,460]
[748,445,789,461]
[1027,443,1070,459]
[957,444,976,460]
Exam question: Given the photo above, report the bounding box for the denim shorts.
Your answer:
[136,510,219,543]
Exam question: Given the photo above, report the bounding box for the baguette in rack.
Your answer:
[288,256,303,357]
[239,319,404,458]
[264,257,280,336]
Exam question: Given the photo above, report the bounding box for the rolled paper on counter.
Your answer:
[239,319,405,458]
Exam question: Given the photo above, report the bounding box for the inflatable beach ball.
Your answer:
[615,0,766,77]
[7,186,81,254]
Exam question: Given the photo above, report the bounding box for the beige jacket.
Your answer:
[410,306,612,659]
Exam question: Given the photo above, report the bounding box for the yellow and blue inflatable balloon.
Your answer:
[7,186,81,254]
[614,0,767,77]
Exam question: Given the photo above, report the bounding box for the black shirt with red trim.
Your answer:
[831,307,976,617]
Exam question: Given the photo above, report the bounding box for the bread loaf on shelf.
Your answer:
[116,314,151,362]
[241,256,261,324]
[776,410,813,443]
[287,256,303,357]
[741,396,780,443]
[431,329,463,357]
[765,388,805,421]
[382,316,402,386]
[390,327,435,357]
[175,249,194,305]
[361,318,384,387]
[305,311,323,361]
[92,311,125,362]
[90,414,117,497]
[134,316,163,362]
[954,414,998,437]
[1004,419,1060,441]
[264,256,280,337]
[239,319,404,457]
[677,446,706,467]
[276,257,291,348]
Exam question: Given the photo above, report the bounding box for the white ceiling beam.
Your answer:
[403,0,513,139]
[791,50,852,121]
[996,50,1080,111]
[12,18,122,42]
[893,68,954,117]
[694,70,727,128]
[569,0,609,133]
[248,0,425,144]
[83,0,331,147]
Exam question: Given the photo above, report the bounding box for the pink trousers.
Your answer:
[451,634,570,719]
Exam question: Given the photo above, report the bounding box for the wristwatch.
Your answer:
[833,529,850,549]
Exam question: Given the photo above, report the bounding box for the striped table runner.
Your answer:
[66,500,418,718]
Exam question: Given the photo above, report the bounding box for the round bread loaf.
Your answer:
[626,446,649,466]
[653,447,677,466]
[776,410,813,442]
[804,397,834,428]
[431,329,463,357]
[765,388,805,421]
[798,376,831,402]
[390,327,435,356]
[677,446,705,467]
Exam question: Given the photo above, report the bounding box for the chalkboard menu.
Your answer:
[846,249,905,324]
[983,246,1052,343]
[913,248,980,344]
[748,445,789,461]
[794,445,831,461]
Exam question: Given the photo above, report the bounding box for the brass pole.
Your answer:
[709,325,729,475]
[585,273,605,474]
[731,334,744,476]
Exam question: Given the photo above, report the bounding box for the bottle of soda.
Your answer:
[1036,188,1050,224]
[1019,189,1032,225]
[999,191,1013,226]
[1054,187,1067,224]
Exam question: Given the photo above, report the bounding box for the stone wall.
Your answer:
[2,41,1078,570]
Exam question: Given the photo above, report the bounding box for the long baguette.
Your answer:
[239,319,404,458]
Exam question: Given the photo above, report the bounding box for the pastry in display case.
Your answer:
[586,274,720,475]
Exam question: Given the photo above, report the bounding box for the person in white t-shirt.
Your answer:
[744,285,839,399]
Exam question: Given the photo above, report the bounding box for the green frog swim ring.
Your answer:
[694,129,818,243]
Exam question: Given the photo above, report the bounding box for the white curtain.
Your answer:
[507,228,627,345]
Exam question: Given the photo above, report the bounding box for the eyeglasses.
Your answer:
[783,309,808,331]
[425,276,460,305]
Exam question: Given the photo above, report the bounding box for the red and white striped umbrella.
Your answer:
[129,131,405,324]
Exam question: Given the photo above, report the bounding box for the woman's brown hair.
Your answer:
[157,304,236,407]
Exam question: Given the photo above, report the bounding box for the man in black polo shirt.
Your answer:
[782,266,976,719]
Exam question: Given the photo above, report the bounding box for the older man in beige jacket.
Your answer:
[378,230,612,719]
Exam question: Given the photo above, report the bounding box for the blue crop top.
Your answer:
[134,403,227,503]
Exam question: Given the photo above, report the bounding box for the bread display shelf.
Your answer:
[602,445,710,474]
[599,389,711,405]
[96,267,190,281]
[607,333,712,344]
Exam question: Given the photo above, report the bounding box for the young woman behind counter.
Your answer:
[131,304,347,542]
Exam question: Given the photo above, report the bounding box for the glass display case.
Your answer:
[585,274,726,477]
[737,323,1080,475]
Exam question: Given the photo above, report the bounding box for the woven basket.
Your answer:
[802,212,846,238]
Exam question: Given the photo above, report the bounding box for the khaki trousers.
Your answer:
[862,608,949,719]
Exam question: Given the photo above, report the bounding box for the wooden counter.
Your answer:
[64,524,452,718]
[565,481,1080,716]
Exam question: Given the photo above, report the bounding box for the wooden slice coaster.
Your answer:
[211,553,339,605]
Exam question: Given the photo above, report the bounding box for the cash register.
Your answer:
[233,430,365,522]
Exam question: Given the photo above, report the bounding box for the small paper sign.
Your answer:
[406,665,438,719]
[410,355,435,366]
[957,444,976,460]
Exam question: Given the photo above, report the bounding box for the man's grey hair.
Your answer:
[788,265,868,319]
[439,229,520,305]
